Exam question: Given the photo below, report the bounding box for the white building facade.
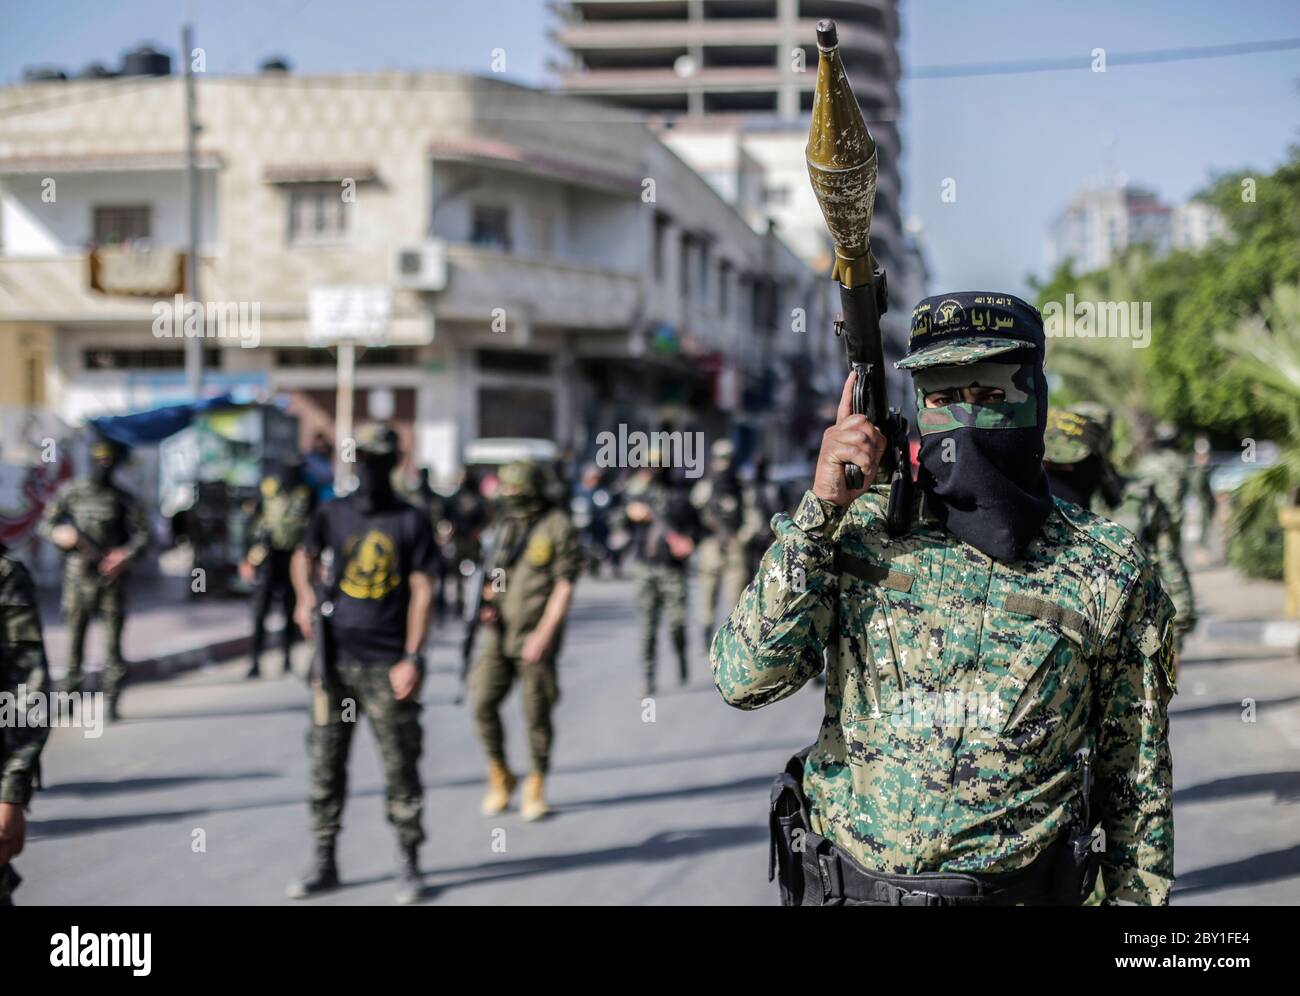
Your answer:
[0,69,821,481]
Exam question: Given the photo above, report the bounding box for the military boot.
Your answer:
[521,772,549,822]
[105,695,121,724]
[286,842,340,899]
[480,761,517,816]
[394,843,421,905]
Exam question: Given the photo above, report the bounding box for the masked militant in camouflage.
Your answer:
[712,290,1177,906]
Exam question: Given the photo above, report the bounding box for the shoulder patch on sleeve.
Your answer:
[1054,498,1143,565]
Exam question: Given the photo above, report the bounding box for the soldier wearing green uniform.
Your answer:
[625,464,699,696]
[472,461,580,822]
[286,425,436,904]
[691,440,753,655]
[38,437,148,719]
[1134,423,1191,538]
[1043,408,1197,656]
[240,461,314,679]
[0,545,52,905]
[713,293,1177,906]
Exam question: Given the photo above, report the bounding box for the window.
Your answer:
[93,205,151,245]
[470,204,511,251]
[477,350,552,375]
[653,213,670,283]
[287,184,350,245]
[679,233,693,300]
[763,185,791,206]
[83,347,222,370]
[719,260,732,316]
[275,347,417,368]
[697,241,710,305]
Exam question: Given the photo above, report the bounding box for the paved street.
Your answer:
[18,564,1300,906]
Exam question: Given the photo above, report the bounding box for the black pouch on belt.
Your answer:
[769,746,815,907]
[1051,751,1102,905]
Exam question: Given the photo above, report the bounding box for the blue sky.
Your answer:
[3,0,1297,296]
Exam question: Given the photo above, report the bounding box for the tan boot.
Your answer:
[480,761,517,816]
[521,771,549,822]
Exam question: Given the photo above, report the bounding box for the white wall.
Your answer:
[0,169,219,257]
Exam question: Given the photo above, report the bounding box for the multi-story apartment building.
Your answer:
[0,61,822,481]
[552,0,924,401]
[1045,183,1227,274]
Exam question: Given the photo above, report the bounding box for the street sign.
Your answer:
[307,285,392,347]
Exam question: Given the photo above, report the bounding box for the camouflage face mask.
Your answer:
[911,357,1054,562]
[913,362,1039,436]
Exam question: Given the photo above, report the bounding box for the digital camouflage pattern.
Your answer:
[1134,448,1191,534]
[711,485,1177,905]
[309,653,424,849]
[637,562,688,683]
[1111,479,1196,652]
[0,552,52,905]
[38,478,148,695]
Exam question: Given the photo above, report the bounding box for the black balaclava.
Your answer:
[353,452,397,513]
[90,439,123,487]
[913,353,1055,561]
[497,461,547,520]
[1045,456,1103,510]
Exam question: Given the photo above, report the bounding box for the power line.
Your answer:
[2,35,1297,121]
[907,36,1300,80]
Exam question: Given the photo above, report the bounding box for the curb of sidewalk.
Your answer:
[77,629,283,691]
[1202,616,1300,651]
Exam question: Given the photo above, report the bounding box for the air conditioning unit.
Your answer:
[394,240,447,291]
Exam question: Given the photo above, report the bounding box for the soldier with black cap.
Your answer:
[1044,406,1197,656]
[38,435,148,720]
[286,423,437,904]
[713,291,1178,906]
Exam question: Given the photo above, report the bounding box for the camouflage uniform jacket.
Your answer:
[492,508,582,659]
[1109,479,1196,644]
[0,554,51,806]
[247,479,314,561]
[37,478,149,575]
[712,486,1177,905]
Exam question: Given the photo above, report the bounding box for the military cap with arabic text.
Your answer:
[896,291,1045,370]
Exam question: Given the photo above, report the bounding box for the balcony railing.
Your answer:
[437,245,641,331]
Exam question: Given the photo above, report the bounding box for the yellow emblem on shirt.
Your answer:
[525,533,553,568]
[339,530,401,599]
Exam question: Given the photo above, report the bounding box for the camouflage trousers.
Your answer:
[308,652,424,848]
[1154,552,1197,653]
[695,535,749,632]
[636,562,688,681]
[62,570,126,697]
[470,632,560,774]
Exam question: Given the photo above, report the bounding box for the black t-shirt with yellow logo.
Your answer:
[305,495,437,662]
